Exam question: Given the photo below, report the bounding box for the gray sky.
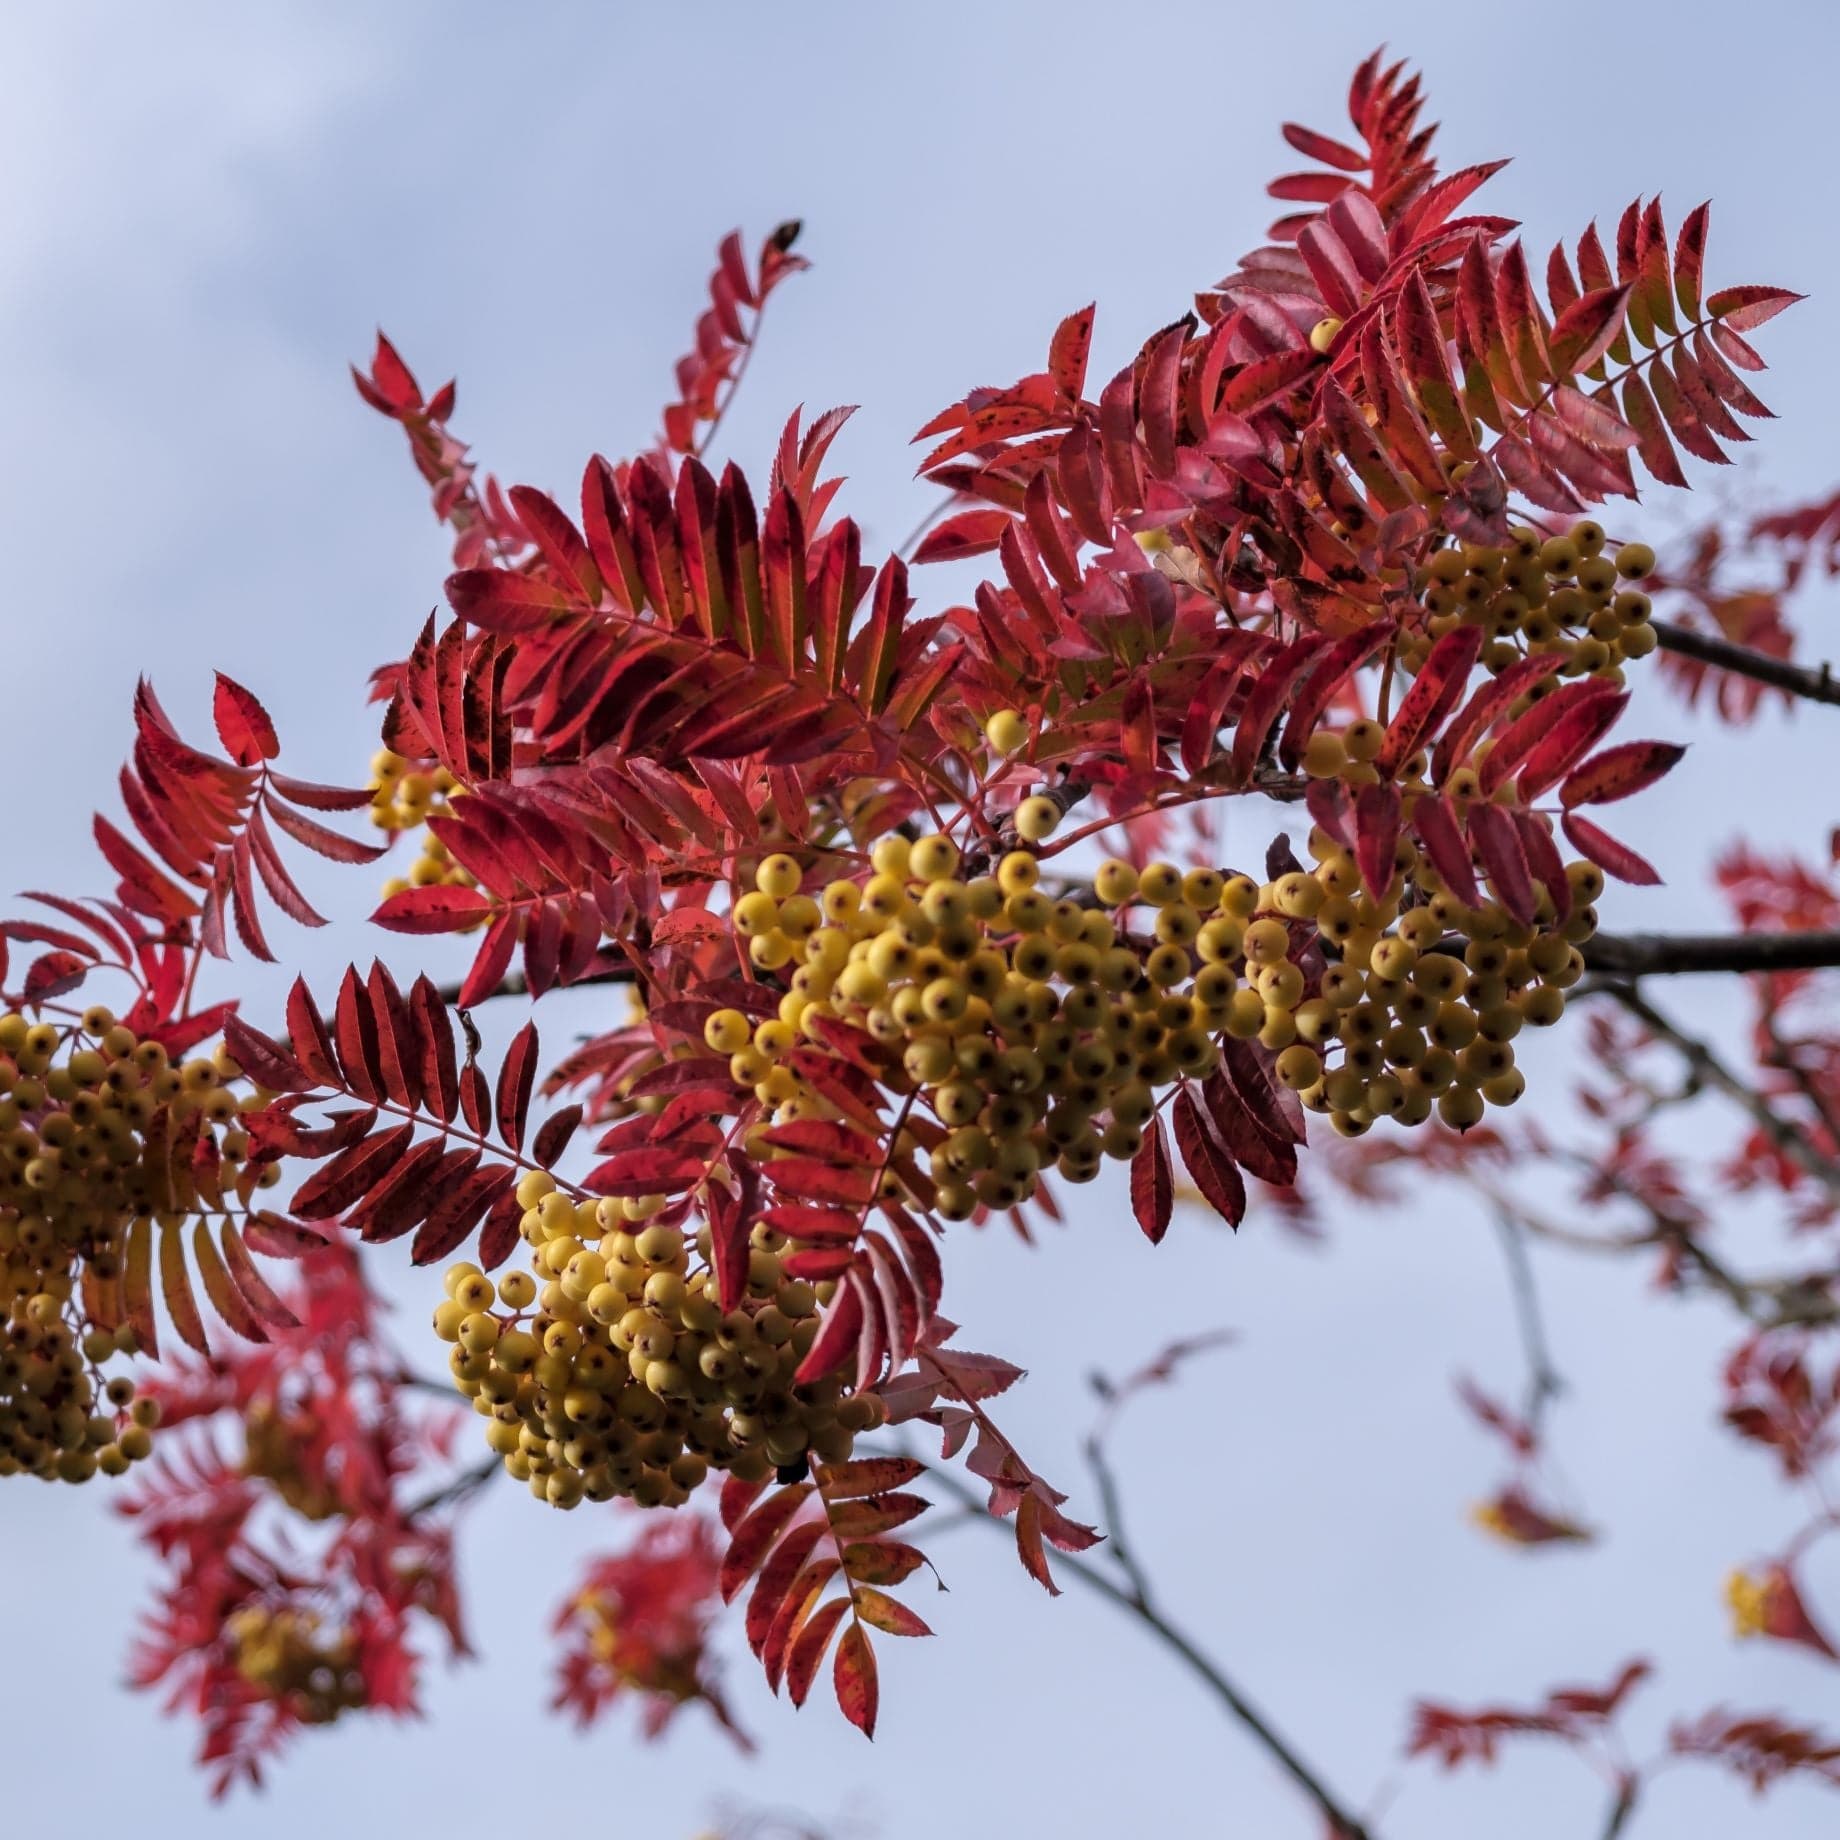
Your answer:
[5,3,1840,1835]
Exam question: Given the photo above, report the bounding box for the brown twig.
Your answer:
[1591,982,1840,1205]
[1581,932,1840,978]
[405,1453,500,1521]
[1599,1775,1641,1840]
[1653,618,1840,709]
[919,1461,1376,1840]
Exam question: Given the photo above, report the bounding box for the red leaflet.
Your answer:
[1394,268,1478,460]
[1546,283,1632,376]
[211,675,280,766]
[1561,741,1688,808]
[1377,625,1484,776]
[833,1624,880,1738]
[291,1123,417,1220]
[506,485,595,600]
[1620,371,1690,489]
[446,570,575,632]
[746,1521,826,1657]
[795,1280,865,1385]
[1354,779,1403,901]
[1282,121,1367,171]
[1562,811,1662,885]
[586,1148,710,1197]
[495,1021,538,1156]
[1216,347,1320,418]
[1230,636,1323,785]
[786,1599,850,1709]
[1515,811,1572,923]
[910,509,1011,566]
[1171,1087,1246,1228]
[1278,623,1392,769]
[1048,304,1097,400]
[1706,285,1805,333]
[1136,317,1193,477]
[707,1173,753,1313]
[1433,653,1565,785]
[1468,802,1537,924]
[1306,777,1355,852]
[720,1483,815,1603]
[1515,686,1630,801]
[1130,1119,1173,1244]
[1180,631,1272,775]
[222,1016,310,1094]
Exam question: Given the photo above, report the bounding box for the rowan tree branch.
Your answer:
[1653,618,1840,709]
[431,928,1840,1013]
[1589,982,1840,1204]
[919,1461,1376,1840]
[1580,932,1840,978]
[405,1453,500,1521]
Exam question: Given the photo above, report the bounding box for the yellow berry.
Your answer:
[1014,797,1061,843]
[985,709,1030,755]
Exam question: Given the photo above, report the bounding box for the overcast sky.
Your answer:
[6,4,1840,1836]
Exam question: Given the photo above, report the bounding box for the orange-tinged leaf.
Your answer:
[843,1540,929,1586]
[821,1457,926,1499]
[160,1218,209,1356]
[190,1220,265,1343]
[833,1621,880,1736]
[787,1597,850,1709]
[721,1481,814,1602]
[852,1587,932,1638]
[218,1220,297,1329]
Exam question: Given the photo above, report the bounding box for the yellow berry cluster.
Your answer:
[0,1008,264,1479]
[226,1606,365,1725]
[710,827,1239,1217]
[1406,521,1657,680]
[242,1399,341,1521]
[369,750,481,925]
[435,1173,884,1511]
[707,792,1598,1195]
[1199,820,1596,1137]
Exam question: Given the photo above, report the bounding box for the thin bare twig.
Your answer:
[1490,1206,1563,1437]
[405,1454,500,1521]
[1592,982,1840,1205]
[919,1460,1376,1840]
